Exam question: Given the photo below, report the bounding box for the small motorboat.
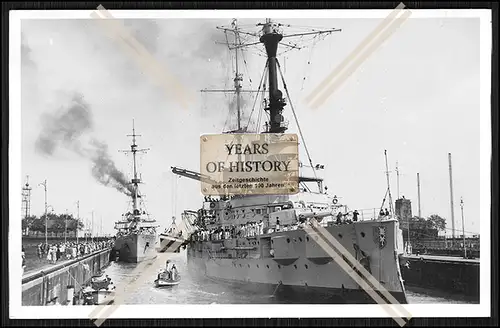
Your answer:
[91,274,113,291]
[81,286,116,305]
[154,268,181,287]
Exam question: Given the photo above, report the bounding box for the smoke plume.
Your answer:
[87,138,134,196]
[35,93,134,196]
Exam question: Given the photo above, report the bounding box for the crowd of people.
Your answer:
[34,239,115,265]
[190,209,363,243]
[191,220,265,242]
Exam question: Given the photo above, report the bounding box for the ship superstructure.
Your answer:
[112,121,159,263]
[169,19,408,303]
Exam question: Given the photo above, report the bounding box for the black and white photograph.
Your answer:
[9,5,492,323]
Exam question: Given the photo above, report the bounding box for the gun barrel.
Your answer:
[298,211,333,219]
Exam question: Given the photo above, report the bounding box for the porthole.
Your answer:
[361,232,365,237]
[257,264,259,268]
[305,264,308,269]
[266,265,270,269]
[294,264,297,269]
[338,234,343,238]
[299,237,302,242]
[306,236,310,242]
[287,238,290,243]
[278,265,281,269]
[248,264,250,268]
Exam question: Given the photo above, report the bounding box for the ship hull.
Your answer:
[112,232,157,263]
[186,219,408,304]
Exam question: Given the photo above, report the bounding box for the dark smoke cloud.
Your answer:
[88,139,134,196]
[35,93,92,156]
[35,93,134,196]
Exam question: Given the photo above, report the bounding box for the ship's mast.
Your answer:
[202,19,262,133]
[384,150,394,216]
[259,19,286,134]
[121,120,149,215]
[131,121,139,211]
[172,20,340,190]
[233,20,242,131]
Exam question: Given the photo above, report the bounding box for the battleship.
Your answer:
[168,19,408,304]
[111,122,159,263]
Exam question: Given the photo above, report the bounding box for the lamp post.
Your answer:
[76,201,80,244]
[38,180,48,246]
[460,197,467,259]
[45,205,54,246]
[85,215,88,243]
[64,208,70,244]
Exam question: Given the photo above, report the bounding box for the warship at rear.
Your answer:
[112,122,159,263]
[171,19,408,304]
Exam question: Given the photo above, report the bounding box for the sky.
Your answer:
[19,15,483,237]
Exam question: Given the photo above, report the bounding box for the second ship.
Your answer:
[112,122,159,263]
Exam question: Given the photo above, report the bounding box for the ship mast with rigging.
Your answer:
[174,19,341,192]
[220,18,340,135]
[201,19,263,133]
[259,19,287,134]
[120,120,150,221]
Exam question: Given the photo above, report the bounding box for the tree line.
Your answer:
[398,214,447,240]
[22,213,84,233]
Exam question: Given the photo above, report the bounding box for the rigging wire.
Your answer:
[171,171,175,218]
[276,59,318,182]
[256,67,269,132]
[300,35,319,92]
[256,86,266,132]
[244,60,269,131]
[174,174,179,221]
[239,34,253,85]
[221,43,236,132]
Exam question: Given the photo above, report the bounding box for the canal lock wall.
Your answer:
[400,255,480,301]
[22,248,112,306]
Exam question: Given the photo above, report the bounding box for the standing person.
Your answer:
[165,260,173,280]
[51,246,57,264]
[21,247,26,275]
[336,211,343,225]
[171,264,178,281]
[353,210,359,222]
[37,244,43,260]
[56,244,61,261]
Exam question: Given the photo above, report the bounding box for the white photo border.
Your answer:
[9,7,492,320]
